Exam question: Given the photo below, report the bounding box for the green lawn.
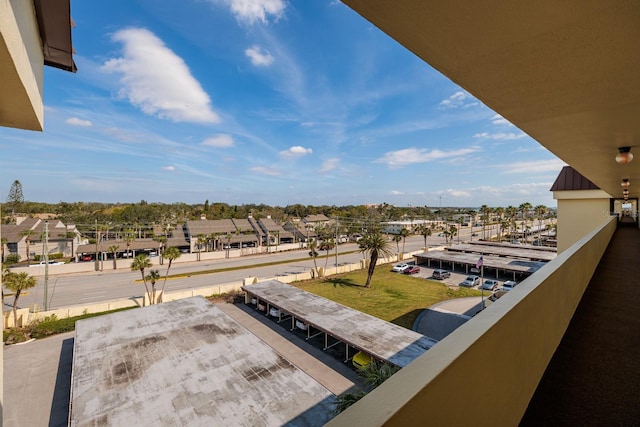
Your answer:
[293,266,482,329]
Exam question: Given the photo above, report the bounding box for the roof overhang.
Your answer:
[343,0,640,201]
[0,0,74,131]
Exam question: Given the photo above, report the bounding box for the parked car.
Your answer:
[352,351,372,369]
[80,254,92,261]
[30,260,65,267]
[295,319,308,331]
[481,279,499,291]
[432,269,451,280]
[501,281,518,291]
[269,307,283,317]
[403,266,420,274]
[392,263,410,273]
[459,275,480,287]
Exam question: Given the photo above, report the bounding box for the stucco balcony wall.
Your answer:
[328,216,617,427]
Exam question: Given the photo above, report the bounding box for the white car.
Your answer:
[501,281,518,291]
[269,307,281,317]
[392,263,410,273]
[295,320,308,331]
[459,275,480,287]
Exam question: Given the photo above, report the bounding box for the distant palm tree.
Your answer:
[159,247,181,302]
[131,254,153,305]
[3,270,37,327]
[320,238,336,270]
[196,234,206,261]
[400,228,411,253]
[392,234,402,255]
[145,269,161,304]
[359,231,393,288]
[308,240,319,276]
[416,224,432,250]
[107,245,119,270]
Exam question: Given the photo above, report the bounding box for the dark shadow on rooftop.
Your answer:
[49,337,74,427]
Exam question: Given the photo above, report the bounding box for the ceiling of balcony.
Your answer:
[343,0,640,201]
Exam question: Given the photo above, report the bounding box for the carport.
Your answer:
[242,280,438,368]
[446,242,557,262]
[413,251,547,281]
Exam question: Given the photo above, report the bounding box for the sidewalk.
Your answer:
[4,331,75,427]
[217,302,362,395]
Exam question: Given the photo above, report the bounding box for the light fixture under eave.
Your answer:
[621,179,631,187]
[616,147,634,164]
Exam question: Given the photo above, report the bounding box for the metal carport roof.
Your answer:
[242,280,438,368]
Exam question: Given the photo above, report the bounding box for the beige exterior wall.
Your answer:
[0,0,44,130]
[328,217,616,427]
[553,189,612,253]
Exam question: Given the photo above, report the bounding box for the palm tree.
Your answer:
[196,234,206,261]
[448,224,458,243]
[400,228,411,253]
[123,229,135,258]
[154,235,167,265]
[359,231,393,288]
[392,234,402,255]
[308,240,319,276]
[416,224,432,250]
[320,238,336,270]
[3,270,37,327]
[159,247,181,302]
[145,269,161,304]
[131,254,153,305]
[107,245,119,270]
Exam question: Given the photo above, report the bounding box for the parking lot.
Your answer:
[390,261,516,294]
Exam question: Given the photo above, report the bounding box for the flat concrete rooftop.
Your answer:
[70,296,335,426]
[446,243,557,262]
[243,280,438,368]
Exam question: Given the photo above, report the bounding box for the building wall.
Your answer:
[554,189,612,253]
[0,0,44,130]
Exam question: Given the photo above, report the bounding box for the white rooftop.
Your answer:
[70,297,335,426]
[243,280,438,368]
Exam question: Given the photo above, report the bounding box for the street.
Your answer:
[6,228,506,310]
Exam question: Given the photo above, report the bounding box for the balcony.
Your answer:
[328,215,639,425]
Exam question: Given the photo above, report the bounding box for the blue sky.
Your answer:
[0,0,564,208]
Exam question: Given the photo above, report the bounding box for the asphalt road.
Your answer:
[5,228,501,311]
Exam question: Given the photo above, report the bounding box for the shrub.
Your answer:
[3,253,20,264]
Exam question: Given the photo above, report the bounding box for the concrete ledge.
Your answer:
[328,217,617,426]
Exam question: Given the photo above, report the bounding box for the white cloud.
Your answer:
[250,166,283,176]
[501,159,566,174]
[319,158,339,173]
[438,90,479,109]
[375,147,479,168]
[216,0,286,24]
[66,117,92,127]
[102,28,219,124]
[491,114,511,126]
[162,165,176,171]
[202,134,235,148]
[279,145,312,159]
[245,45,274,66]
[473,132,526,140]
[390,190,404,196]
[445,189,471,198]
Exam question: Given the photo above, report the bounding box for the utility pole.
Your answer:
[95,219,99,271]
[335,217,339,267]
[44,221,49,311]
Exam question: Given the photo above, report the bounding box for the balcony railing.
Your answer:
[328,216,617,426]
